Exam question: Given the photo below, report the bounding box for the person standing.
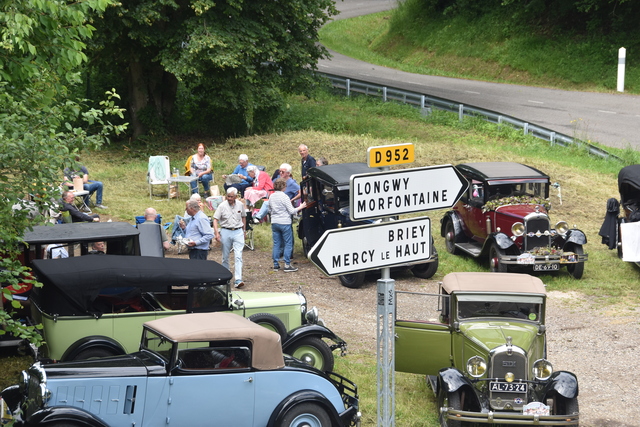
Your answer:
[213,187,246,288]
[63,156,108,209]
[268,178,306,272]
[184,199,214,260]
[298,144,316,180]
[189,143,213,196]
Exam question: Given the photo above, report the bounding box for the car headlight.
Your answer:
[511,222,525,236]
[466,355,487,378]
[533,359,553,380]
[555,221,569,236]
[305,306,319,324]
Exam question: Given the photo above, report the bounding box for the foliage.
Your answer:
[482,196,552,213]
[88,0,338,138]
[0,0,127,344]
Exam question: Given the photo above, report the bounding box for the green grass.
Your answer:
[3,91,640,425]
[320,4,639,93]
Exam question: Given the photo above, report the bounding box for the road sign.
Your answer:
[367,143,415,168]
[307,217,431,277]
[349,164,468,221]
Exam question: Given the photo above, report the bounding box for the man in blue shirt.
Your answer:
[222,154,255,197]
[184,200,214,260]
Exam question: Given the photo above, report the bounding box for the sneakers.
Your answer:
[234,281,245,288]
[95,204,108,209]
[273,264,280,271]
[283,264,298,272]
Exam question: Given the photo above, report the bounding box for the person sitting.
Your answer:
[139,207,171,251]
[89,241,106,254]
[60,190,100,223]
[222,154,254,197]
[189,143,214,196]
[63,156,108,209]
[255,163,300,222]
[244,165,274,208]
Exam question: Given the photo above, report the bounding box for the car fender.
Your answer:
[490,232,516,251]
[282,324,346,352]
[565,229,588,246]
[437,367,481,407]
[440,212,463,239]
[1,385,21,413]
[541,371,579,400]
[23,406,110,427]
[60,336,126,362]
[267,389,342,427]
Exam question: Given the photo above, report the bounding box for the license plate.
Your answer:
[533,263,559,271]
[490,382,528,393]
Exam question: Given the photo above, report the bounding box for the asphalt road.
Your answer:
[320,0,640,150]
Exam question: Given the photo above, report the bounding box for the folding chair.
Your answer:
[148,156,170,199]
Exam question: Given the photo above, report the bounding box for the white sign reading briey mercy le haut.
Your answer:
[349,164,468,221]
[307,217,432,277]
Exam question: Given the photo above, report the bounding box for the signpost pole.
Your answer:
[377,163,394,427]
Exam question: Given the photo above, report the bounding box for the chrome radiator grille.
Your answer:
[524,213,550,251]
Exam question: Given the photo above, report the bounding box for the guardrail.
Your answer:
[320,72,620,161]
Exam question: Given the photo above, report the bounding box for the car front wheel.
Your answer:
[288,336,334,372]
[438,391,463,427]
[553,396,579,426]
[566,244,585,279]
[489,243,508,272]
[248,313,288,341]
[444,220,460,255]
[339,272,365,288]
[280,402,332,427]
[411,257,439,279]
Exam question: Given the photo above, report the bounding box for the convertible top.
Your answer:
[618,164,640,205]
[307,163,380,187]
[442,272,546,295]
[145,313,285,370]
[23,222,139,244]
[456,162,549,182]
[31,255,232,315]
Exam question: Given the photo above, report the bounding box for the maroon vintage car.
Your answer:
[441,162,588,278]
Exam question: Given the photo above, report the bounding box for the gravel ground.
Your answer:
[172,238,640,427]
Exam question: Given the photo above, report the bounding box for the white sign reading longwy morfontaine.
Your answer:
[349,164,468,221]
[308,217,431,277]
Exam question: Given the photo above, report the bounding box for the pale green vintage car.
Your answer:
[29,254,345,372]
[395,272,579,426]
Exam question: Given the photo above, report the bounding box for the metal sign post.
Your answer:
[377,271,395,427]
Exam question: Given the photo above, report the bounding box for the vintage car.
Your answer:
[441,162,587,278]
[599,164,640,265]
[395,272,579,426]
[1,312,360,427]
[298,162,438,288]
[28,255,346,372]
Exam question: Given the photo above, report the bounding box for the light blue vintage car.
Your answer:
[1,312,360,427]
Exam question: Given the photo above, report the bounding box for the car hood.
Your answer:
[41,353,166,379]
[459,321,540,352]
[234,290,302,307]
[494,204,548,220]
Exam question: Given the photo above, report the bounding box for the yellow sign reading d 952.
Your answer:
[367,144,415,168]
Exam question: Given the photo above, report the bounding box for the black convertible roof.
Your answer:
[31,255,232,315]
[456,162,549,182]
[23,222,139,244]
[307,163,381,187]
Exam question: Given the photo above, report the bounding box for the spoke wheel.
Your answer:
[288,336,334,372]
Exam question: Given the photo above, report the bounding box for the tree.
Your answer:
[89,0,338,138]
[1,0,126,345]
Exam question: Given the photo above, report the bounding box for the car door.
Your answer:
[457,179,489,242]
[394,292,452,376]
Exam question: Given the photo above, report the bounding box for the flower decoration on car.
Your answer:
[483,196,552,213]
[529,246,563,256]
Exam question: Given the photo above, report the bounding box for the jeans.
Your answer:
[220,228,244,281]
[190,173,213,194]
[83,180,103,205]
[189,248,208,260]
[272,223,293,266]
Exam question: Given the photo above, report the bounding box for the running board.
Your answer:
[455,242,482,257]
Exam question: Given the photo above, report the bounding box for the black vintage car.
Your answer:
[441,162,588,278]
[298,162,438,288]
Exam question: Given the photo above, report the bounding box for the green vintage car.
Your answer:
[395,272,579,426]
[29,255,346,372]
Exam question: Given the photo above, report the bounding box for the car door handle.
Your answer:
[245,377,253,383]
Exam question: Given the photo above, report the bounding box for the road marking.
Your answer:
[528,100,544,104]
[598,110,617,114]
[359,73,372,77]
[465,90,480,94]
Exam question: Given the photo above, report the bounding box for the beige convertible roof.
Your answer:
[442,272,546,295]
[144,312,284,370]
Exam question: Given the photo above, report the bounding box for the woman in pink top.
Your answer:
[244,165,274,206]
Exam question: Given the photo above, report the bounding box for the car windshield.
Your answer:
[457,294,543,322]
[142,329,174,360]
[486,181,548,200]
